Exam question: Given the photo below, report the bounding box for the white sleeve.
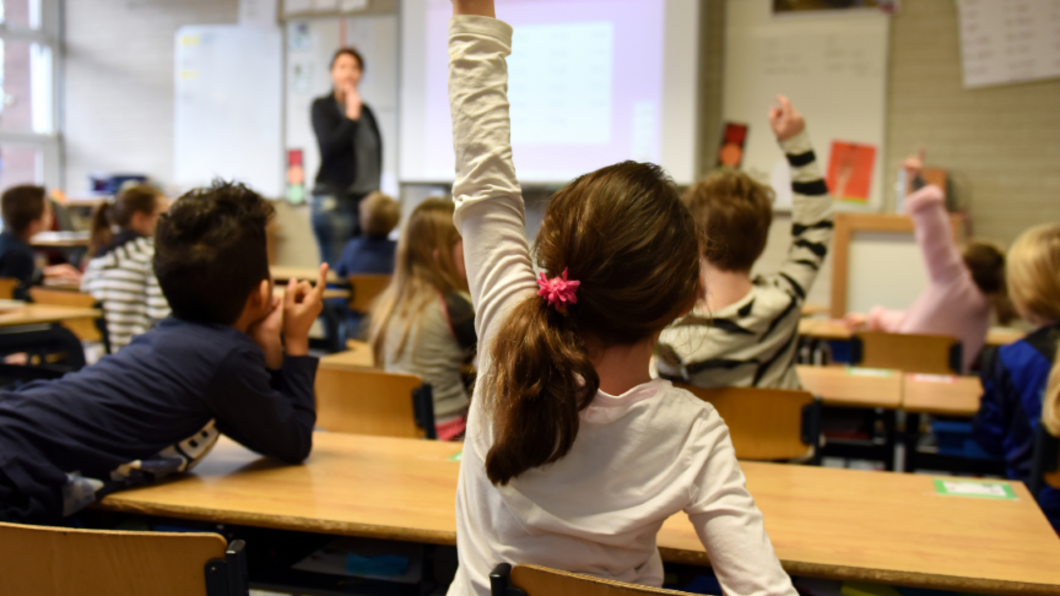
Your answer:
[448,15,538,348]
[685,413,797,596]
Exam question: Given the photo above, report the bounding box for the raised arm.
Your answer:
[767,96,833,303]
[448,4,537,344]
[905,185,964,285]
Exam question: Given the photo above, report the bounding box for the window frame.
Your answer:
[0,0,60,189]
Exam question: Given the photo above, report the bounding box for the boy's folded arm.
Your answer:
[209,349,318,464]
[772,129,834,303]
[448,16,538,342]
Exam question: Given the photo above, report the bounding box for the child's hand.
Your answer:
[248,295,284,369]
[283,263,329,357]
[768,95,805,142]
[43,263,82,282]
[842,313,867,331]
[901,148,925,179]
[452,0,495,17]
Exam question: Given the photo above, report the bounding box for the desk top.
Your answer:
[798,319,1023,348]
[272,286,350,301]
[320,342,375,371]
[98,433,1060,595]
[0,304,101,328]
[902,374,982,417]
[270,265,341,285]
[29,231,91,248]
[796,365,903,408]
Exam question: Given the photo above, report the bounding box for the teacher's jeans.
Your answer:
[311,191,365,266]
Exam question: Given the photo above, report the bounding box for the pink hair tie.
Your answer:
[537,268,580,313]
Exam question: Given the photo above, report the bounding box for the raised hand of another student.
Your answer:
[901,148,925,179]
[768,95,805,143]
[283,263,329,357]
[451,0,495,17]
[249,294,284,369]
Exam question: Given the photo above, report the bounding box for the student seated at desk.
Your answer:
[655,96,833,390]
[0,181,325,525]
[974,223,1060,531]
[445,3,794,595]
[333,191,399,339]
[368,198,474,441]
[843,152,1013,373]
[0,185,82,300]
[82,184,172,351]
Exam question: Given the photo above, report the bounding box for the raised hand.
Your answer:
[344,85,362,120]
[452,0,495,17]
[283,263,329,357]
[901,148,925,179]
[768,95,805,143]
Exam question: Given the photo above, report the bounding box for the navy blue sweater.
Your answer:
[0,317,318,522]
[973,323,1060,531]
[0,231,39,301]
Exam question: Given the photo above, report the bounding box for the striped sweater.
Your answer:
[81,232,171,352]
[656,130,833,390]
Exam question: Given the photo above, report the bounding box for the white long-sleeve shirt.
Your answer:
[447,15,796,596]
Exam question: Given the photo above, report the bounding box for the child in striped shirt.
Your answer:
[82,185,171,351]
[656,97,833,389]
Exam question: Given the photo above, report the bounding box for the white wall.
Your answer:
[63,0,240,195]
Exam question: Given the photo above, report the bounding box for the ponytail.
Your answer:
[1044,348,1060,437]
[89,202,115,256]
[484,295,599,486]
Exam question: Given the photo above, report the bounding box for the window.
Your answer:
[0,0,58,190]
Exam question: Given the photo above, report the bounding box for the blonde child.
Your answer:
[445,2,795,595]
[82,185,171,351]
[844,152,1013,372]
[368,198,474,441]
[973,223,1060,531]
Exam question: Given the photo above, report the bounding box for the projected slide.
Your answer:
[400,0,698,185]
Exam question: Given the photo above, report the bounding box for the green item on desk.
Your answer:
[841,582,903,596]
[346,553,409,577]
[449,450,462,462]
[933,479,1016,500]
[846,367,894,378]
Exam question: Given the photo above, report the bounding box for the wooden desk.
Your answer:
[97,433,1060,595]
[0,305,101,328]
[320,342,375,371]
[40,278,84,292]
[799,320,1023,348]
[902,374,982,417]
[801,304,830,318]
[30,231,91,248]
[272,286,350,301]
[985,327,1023,347]
[796,365,902,409]
[270,265,341,285]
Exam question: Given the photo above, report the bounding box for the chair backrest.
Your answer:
[28,287,103,343]
[679,385,818,461]
[347,274,392,313]
[491,564,692,596]
[315,367,436,439]
[0,277,17,300]
[852,331,961,375]
[0,522,246,596]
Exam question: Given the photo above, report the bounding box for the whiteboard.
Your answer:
[723,0,889,210]
[847,231,928,315]
[285,15,399,197]
[174,26,283,197]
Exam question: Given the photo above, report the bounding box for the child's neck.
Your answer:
[589,338,655,396]
[700,259,754,313]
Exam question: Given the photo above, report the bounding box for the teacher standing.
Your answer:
[311,47,383,266]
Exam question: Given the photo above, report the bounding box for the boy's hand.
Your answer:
[768,95,805,142]
[283,264,329,357]
[901,148,925,178]
[452,0,495,17]
[248,295,284,369]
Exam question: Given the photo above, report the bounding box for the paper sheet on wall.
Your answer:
[239,0,278,27]
[283,0,312,16]
[958,0,1060,89]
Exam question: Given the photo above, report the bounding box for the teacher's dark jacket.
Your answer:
[311,94,383,194]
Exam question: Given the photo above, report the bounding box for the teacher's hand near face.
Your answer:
[344,85,362,121]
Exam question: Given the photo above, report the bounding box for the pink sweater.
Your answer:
[867,185,989,373]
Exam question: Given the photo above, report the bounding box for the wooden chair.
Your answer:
[0,277,18,300]
[347,274,392,313]
[852,331,962,375]
[490,563,694,596]
[28,287,105,344]
[315,367,436,439]
[1030,425,1060,497]
[0,522,247,596]
[679,385,819,462]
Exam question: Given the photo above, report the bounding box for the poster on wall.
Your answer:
[826,140,877,204]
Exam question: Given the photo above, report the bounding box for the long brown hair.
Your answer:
[962,240,1017,325]
[484,162,700,486]
[90,184,162,255]
[369,198,467,364]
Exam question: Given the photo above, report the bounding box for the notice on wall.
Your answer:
[238,0,278,27]
[958,0,1060,89]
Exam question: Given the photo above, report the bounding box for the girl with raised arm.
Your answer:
[445,2,796,595]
